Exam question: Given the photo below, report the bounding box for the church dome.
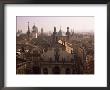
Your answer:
[32,24,38,32]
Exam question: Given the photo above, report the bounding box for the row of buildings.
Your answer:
[16,22,94,74]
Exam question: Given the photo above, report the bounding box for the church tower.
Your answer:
[41,28,43,35]
[52,26,57,44]
[32,24,38,38]
[27,22,31,40]
[66,27,70,40]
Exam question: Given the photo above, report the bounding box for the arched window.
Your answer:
[65,68,71,74]
[32,66,41,74]
[43,68,48,74]
[52,66,60,74]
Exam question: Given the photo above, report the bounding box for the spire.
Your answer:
[27,21,30,32]
[27,21,30,38]
[54,26,56,32]
[58,26,62,36]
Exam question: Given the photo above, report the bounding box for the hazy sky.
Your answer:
[17,16,94,33]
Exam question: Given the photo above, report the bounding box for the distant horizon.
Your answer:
[17,16,94,33]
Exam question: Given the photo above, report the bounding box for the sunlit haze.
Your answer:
[17,16,94,33]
